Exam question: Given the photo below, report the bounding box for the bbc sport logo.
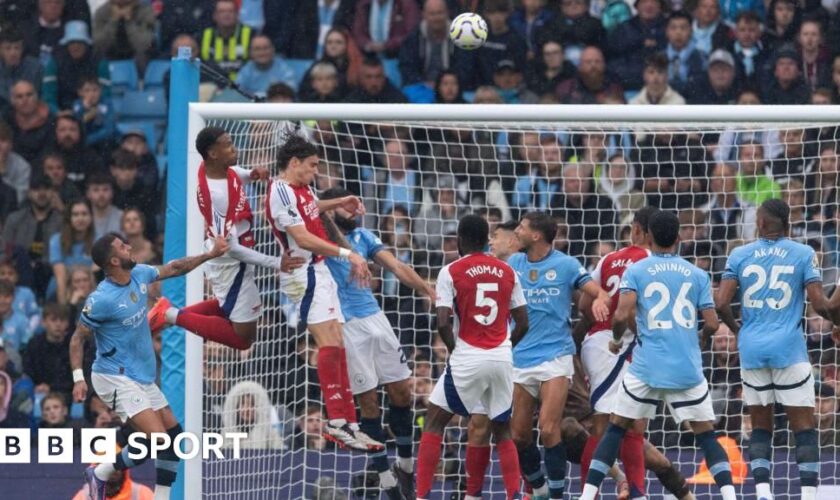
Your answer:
[0,429,247,463]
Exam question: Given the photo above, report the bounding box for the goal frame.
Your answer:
[180,102,840,498]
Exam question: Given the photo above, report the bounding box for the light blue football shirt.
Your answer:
[721,237,821,370]
[621,253,714,389]
[509,250,592,369]
[326,228,386,321]
[79,265,159,384]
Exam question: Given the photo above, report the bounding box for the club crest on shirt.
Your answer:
[140,284,147,294]
[529,269,538,281]
[130,292,138,303]
[545,270,557,281]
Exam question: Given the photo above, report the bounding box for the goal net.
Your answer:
[183,104,840,499]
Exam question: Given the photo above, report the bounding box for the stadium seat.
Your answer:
[119,88,167,120]
[284,59,314,90]
[143,59,170,89]
[382,58,402,88]
[109,59,140,94]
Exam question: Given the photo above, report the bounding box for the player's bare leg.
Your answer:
[356,379,414,500]
[416,404,455,500]
[537,377,571,499]
[308,319,383,452]
[466,415,492,499]
[511,385,546,498]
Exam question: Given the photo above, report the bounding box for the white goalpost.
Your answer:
[182,104,840,499]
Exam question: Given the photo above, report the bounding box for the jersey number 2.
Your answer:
[645,282,695,330]
[474,283,499,325]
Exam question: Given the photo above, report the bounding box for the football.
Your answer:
[449,12,488,50]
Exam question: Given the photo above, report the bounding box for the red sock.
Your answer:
[180,299,225,316]
[175,308,250,350]
[417,432,443,498]
[620,431,646,497]
[581,434,599,487]
[466,445,491,496]
[317,347,347,421]
[497,439,521,498]
[338,348,357,423]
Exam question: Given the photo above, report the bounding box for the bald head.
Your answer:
[424,0,449,34]
[578,46,605,79]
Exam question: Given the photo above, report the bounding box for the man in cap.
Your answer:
[686,48,740,104]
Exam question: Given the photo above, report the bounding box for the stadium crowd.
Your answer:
[2,0,840,497]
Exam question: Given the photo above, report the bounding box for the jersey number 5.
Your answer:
[474,283,499,325]
[645,282,696,330]
[742,264,794,310]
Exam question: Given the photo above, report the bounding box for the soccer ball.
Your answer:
[449,13,488,50]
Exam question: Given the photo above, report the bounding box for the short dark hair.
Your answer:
[55,113,81,130]
[0,279,13,297]
[735,10,761,24]
[458,214,489,253]
[42,303,70,321]
[91,232,124,270]
[649,210,680,248]
[320,186,352,201]
[266,82,295,101]
[759,198,790,231]
[195,126,227,160]
[633,206,659,234]
[362,55,383,68]
[0,26,23,44]
[85,172,113,190]
[484,0,512,13]
[111,149,138,169]
[41,392,68,411]
[496,220,519,232]
[522,211,558,243]
[668,10,692,26]
[644,53,669,73]
[276,135,319,171]
[76,75,101,91]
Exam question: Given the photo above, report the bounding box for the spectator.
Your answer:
[509,0,555,56]
[42,20,111,112]
[0,177,17,223]
[769,127,811,182]
[265,0,356,59]
[48,199,93,303]
[604,0,668,91]
[719,0,765,26]
[158,0,213,56]
[160,34,224,103]
[512,133,564,213]
[85,173,122,239]
[0,262,39,334]
[831,55,840,103]
[222,381,286,449]
[704,162,757,251]
[1,175,62,298]
[38,392,82,434]
[118,129,158,189]
[120,208,155,264]
[294,404,332,450]
[199,0,254,80]
[555,46,624,104]
[551,162,618,259]
[729,11,768,87]
[0,369,29,429]
[346,57,408,103]
[91,0,155,71]
[266,82,296,103]
[702,324,742,434]
[524,39,576,97]
[0,27,44,105]
[364,138,422,217]
[663,11,705,95]
[474,0,527,86]
[53,113,103,190]
[509,131,543,214]
[352,0,420,58]
[298,28,364,98]
[634,131,707,210]
[433,70,466,103]
[236,35,296,97]
[0,280,30,352]
[71,461,153,499]
[298,62,345,103]
[23,304,72,399]
[66,265,94,319]
[71,75,116,153]
[414,174,462,250]
[492,59,539,103]
[815,383,840,446]
[685,48,739,104]
[399,0,473,88]
[3,80,56,164]
[629,52,686,104]
[109,149,157,237]
[40,151,80,209]
[806,143,840,223]
[596,153,645,222]
[690,0,730,56]
[783,178,820,242]
[18,0,69,64]
[535,0,604,67]
[736,141,782,206]
[812,87,832,104]
[0,121,31,204]
[762,0,801,55]
[472,84,504,103]
[798,17,832,92]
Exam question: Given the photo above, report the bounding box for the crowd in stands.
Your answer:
[2,1,840,495]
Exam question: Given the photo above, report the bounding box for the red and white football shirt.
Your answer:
[588,245,650,335]
[266,180,330,264]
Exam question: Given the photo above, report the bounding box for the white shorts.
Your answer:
[343,311,411,394]
[206,261,262,323]
[742,362,815,408]
[582,330,635,414]
[613,371,715,424]
[513,354,574,399]
[91,372,168,422]
[430,359,513,421]
[282,262,344,329]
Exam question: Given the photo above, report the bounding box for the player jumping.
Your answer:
[509,211,610,500]
[416,214,528,500]
[71,232,229,500]
[580,210,736,500]
[716,199,840,500]
[148,126,304,349]
[321,187,436,499]
[265,135,381,452]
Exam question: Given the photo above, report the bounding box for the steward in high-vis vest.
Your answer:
[200,0,253,80]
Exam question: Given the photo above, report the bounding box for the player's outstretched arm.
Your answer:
[510,305,529,346]
[70,322,93,403]
[436,306,455,353]
[156,235,229,280]
[580,280,610,323]
[374,250,436,300]
[225,236,306,272]
[714,278,741,335]
[286,225,371,284]
[317,195,366,216]
[611,291,636,353]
